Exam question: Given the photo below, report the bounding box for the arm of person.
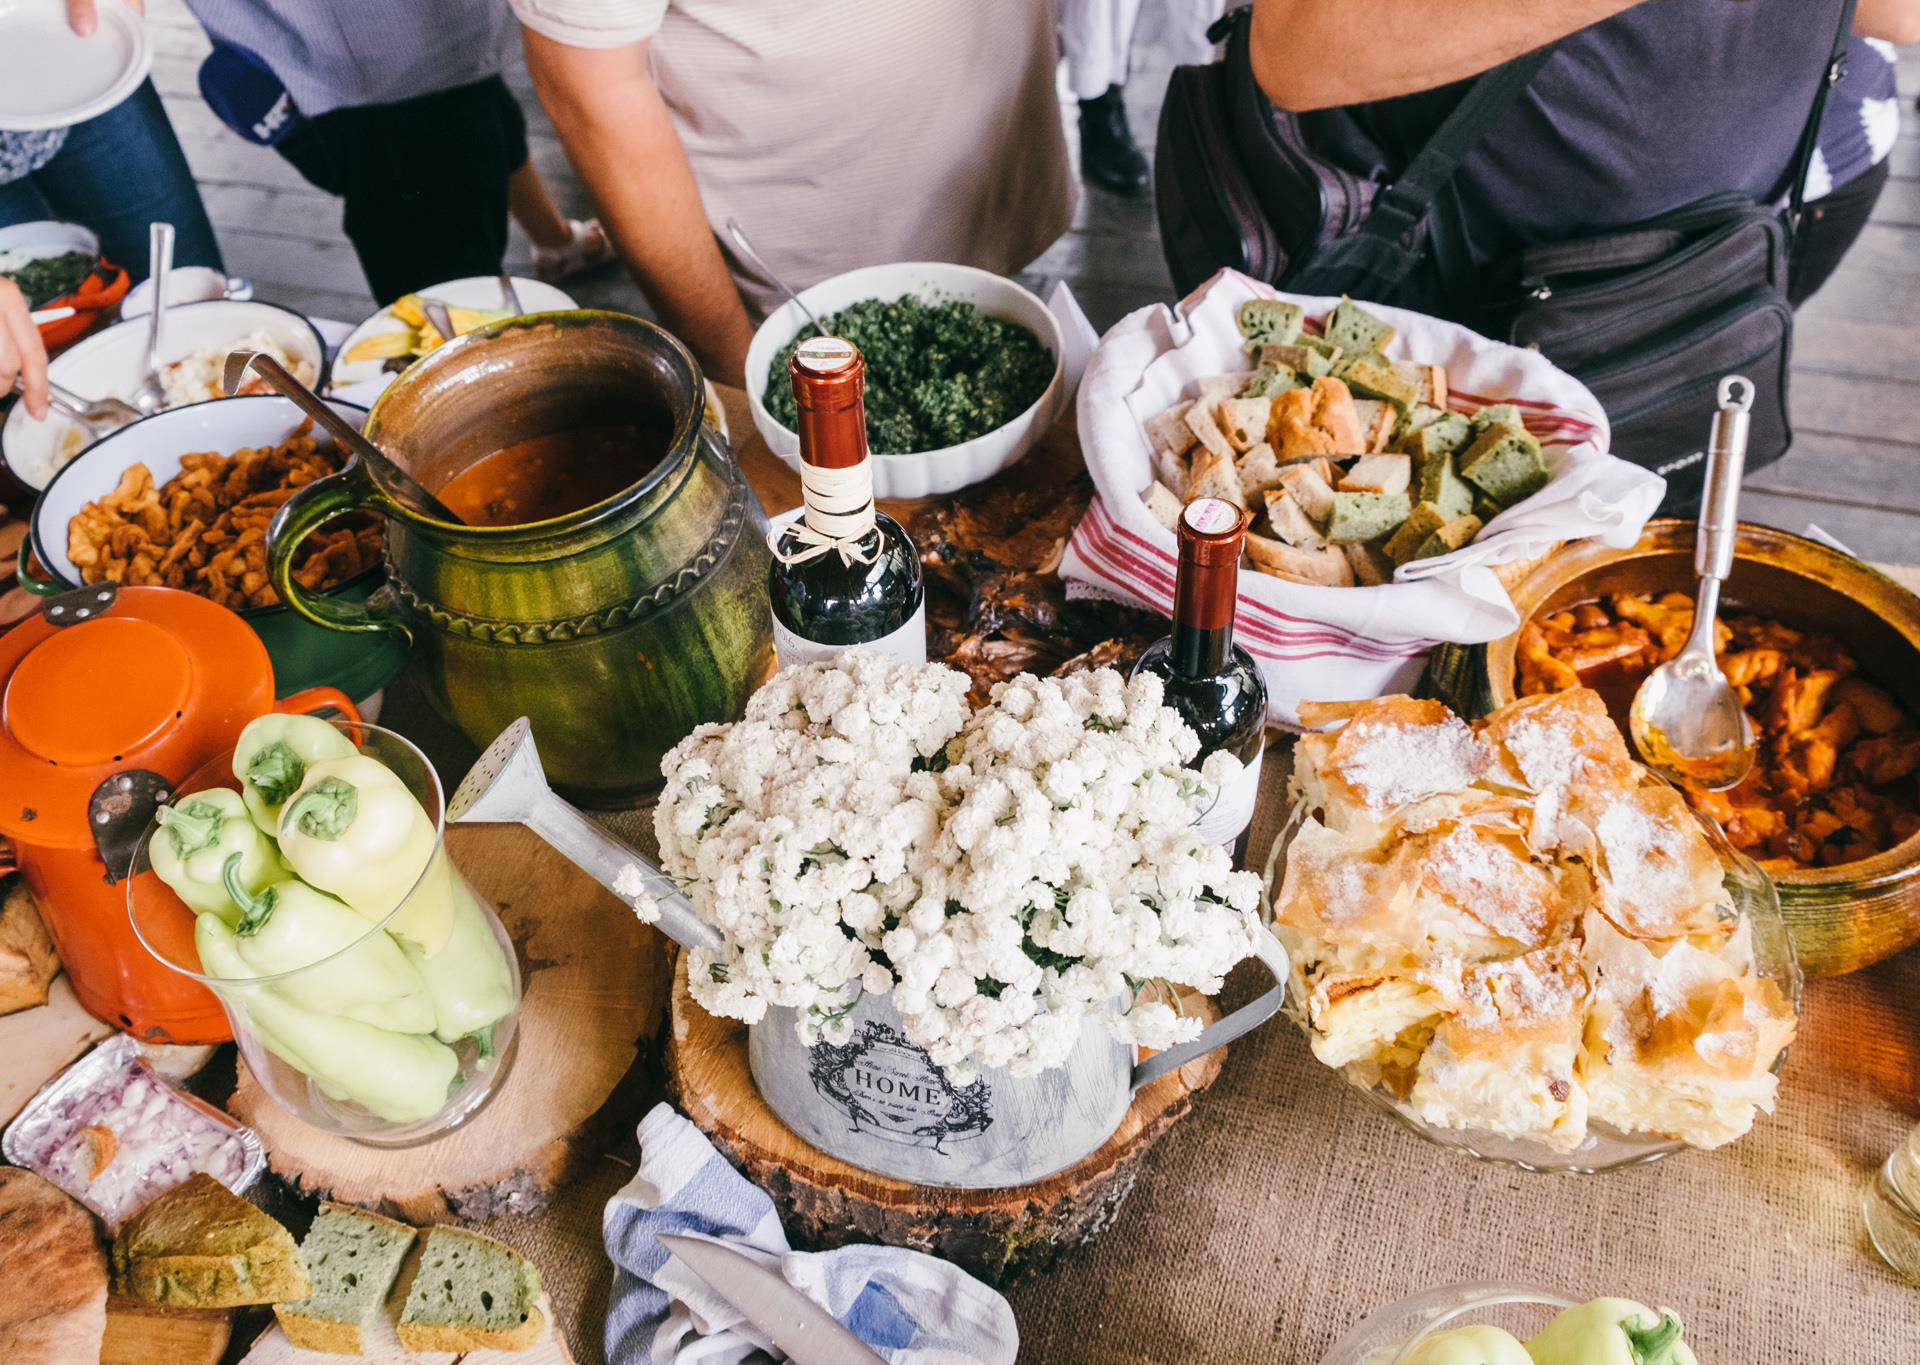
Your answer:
[1248,0,1643,110]
[0,280,50,420]
[1856,0,1920,46]
[519,28,755,386]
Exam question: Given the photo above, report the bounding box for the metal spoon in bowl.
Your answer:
[9,377,142,439]
[221,350,464,524]
[497,273,524,314]
[724,218,827,340]
[1629,376,1758,791]
[129,221,174,415]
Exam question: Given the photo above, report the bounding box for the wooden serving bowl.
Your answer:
[1426,519,1920,977]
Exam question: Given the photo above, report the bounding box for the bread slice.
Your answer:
[0,1169,107,1364]
[1337,454,1411,496]
[1247,535,1355,587]
[112,1174,309,1309]
[1263,487,1325,548]
[396,1227,544,1352]
[1323,297,1395,355]
[1142,480,1184,530]
[1325,491,1411,544]
[1237,298,1304,349]
[273,1204,417,1354]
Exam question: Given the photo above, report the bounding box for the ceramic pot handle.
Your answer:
[266,458,412,645]
[273,686,361,723]
[1129,929,1289,1092]
[15,533,60,596]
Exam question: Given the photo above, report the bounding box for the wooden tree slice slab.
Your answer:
[230,826,670,1224]
[664,956,1223,1285]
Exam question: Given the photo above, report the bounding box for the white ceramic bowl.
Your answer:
[1319,1284,1580,1365]
[28,394,367,589]
[122,268,251,316]
[743,262,1064,500]
[0,220,98,275]
[2,298,327,490]
[329,274,577,389]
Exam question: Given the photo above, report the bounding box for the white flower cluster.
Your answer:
[653,651,1264,1079]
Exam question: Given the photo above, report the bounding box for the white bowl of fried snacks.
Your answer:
[24,396,404,698]
[744,261,1066,500]
[2,298,327,491]
[1262,689,1800,1173]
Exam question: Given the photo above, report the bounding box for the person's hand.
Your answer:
[0,280,52,420]
[67,0,144,37]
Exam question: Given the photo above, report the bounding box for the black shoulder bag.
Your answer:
[1156,2,1857,513]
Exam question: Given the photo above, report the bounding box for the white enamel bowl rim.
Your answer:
[328,274,578,389]
[743,261,1064,499]
[28,394,370,604]
[1,297,327,490]
[0,0,151,131]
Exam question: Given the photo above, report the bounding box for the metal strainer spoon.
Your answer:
[1629,376,1757,791]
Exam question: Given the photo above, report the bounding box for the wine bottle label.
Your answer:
[772,598,927,670]
[1195,741,1263,849]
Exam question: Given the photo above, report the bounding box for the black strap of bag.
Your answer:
[1784,0,1858,238]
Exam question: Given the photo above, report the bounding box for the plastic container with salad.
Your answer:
[128,717,520,1145]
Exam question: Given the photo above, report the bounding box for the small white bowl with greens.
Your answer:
[744,261,1064,499]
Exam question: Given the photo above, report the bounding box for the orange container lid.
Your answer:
[0,586,275,849]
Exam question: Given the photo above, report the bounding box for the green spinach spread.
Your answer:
[764,294,1053,454]
[1,250,96,309]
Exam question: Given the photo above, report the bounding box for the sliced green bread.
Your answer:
[396,1225,544,1352]
[274,1203,418,1353]
[112,1174,310,1309]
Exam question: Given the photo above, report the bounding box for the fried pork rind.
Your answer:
[1281,688,1794,1153]
[1516,593,1917,870]
[64,423,380,610]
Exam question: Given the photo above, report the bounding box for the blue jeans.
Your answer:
[0,80,222,280]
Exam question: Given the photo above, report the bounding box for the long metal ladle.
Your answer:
[1628,376,1757,790]
[222,349,463,523]
[724,218,828,340]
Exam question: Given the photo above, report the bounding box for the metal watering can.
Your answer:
[451,718,1289,1188]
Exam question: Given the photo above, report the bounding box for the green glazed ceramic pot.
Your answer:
[1425,520,1920,977]
[266,311,775,806]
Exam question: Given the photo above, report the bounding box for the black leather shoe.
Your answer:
[1079,85,1150,197]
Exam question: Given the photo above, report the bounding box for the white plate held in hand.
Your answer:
[0,0,151,132]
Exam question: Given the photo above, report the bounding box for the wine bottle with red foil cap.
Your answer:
[1131,496,1268,851]
[767,336,925,667]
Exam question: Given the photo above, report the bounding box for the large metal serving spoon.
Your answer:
[128,221,174,415]
[9,377,142,439]
[221,350,464,523]
[1629,376,1757,791]
[724,218,828,340]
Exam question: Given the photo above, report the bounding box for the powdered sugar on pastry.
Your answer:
[1338,715,1487,815]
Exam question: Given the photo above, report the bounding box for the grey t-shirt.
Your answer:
[1339,0,1850,271]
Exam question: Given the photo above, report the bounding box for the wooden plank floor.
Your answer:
[145,1,1918,558]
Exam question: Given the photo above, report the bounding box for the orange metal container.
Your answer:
[0,584,353,1042]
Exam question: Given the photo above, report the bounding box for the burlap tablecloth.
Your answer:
[380,678,1920,1365]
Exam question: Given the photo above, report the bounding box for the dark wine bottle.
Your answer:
[1131,496,1268,850]
[767,336,925,667]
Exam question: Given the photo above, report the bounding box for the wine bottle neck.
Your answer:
[1172,621,1231,677]
[1169,495,1247,680]
[798,458,877,542]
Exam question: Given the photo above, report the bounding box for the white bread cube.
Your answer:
[1184,401,1237,462]
[1237,442,1287,497]
[1343,540,1395,586]
[1263,488,1327,549]
[1145,401,1198,458]
[1350,398,1397,453]
[1143,480,1184,530]
[1278,461,1338,522]
[1218,397,1273,452]
[1150,443,1190,498]
[1338,454,1412,496]
[1247,534,1355,587]
[1186,447,1246,507]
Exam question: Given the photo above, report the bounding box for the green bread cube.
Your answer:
[1459,424,1550,506]
[1398,415,1473,462]
[1326,490,1412,543]
[1324,296,1396,355]
[1413,513,1485,560]
[1398,402,1445,435]
[1473,492,1504,523]
[1301,334,1345,362]
[1261,343,1336,379]
[1470,402,1522,434]
[1238,299,1305,350]
[1413,450,1474,520]
[1341,358,1418,412]
[1240,363,1303,398]
[1383,502,1450,564]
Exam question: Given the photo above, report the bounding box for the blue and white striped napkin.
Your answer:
[604,1103,1019,1365]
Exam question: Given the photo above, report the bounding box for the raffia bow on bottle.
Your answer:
[767,459,880,567]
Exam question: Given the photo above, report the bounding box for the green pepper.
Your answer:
[222,856,435,1034]
[1402,1325,1534,1365]
[405,875,515,1045]
[148,789,287,924]
[231,714,358,836]
[194,912,461,1125]
[277,753,452,953]
[1526,1299,1699,1365]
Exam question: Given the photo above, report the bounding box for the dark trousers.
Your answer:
[0,80,223,280]
[1788,157,1890,307]
[275,75,531,305]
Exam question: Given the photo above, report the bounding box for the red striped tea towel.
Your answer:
[1060,270,1664,727]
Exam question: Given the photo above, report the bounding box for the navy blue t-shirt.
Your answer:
[1337,0,1851,270]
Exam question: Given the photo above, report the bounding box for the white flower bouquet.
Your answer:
[648,651,1266,1079]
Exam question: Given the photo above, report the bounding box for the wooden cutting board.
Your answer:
[100,1294,231,1365]
[0,971,113,1126]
